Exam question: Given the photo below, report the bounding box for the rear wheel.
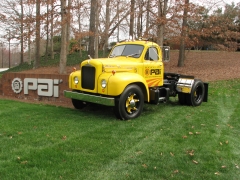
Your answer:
[114,84,144,120]
[72,99,87,109]
[187,79,205,106]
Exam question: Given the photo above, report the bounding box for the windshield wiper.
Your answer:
[109,54,115,58]
[126,53,139,58]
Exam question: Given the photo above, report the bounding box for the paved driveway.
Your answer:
[0,68,9,72]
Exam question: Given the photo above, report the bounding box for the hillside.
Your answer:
[19,51,240,82]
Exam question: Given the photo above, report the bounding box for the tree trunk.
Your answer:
[59,0,67,74]
[137,0,143,38]
[45,1,49,60]
[145,0,150,37]
[50,0,54,59]
[78,13,82,57]
[20,0,24,64]
[34,0,40,69]
[129,0,135,38]
[178,0,189,67]
[28,24,31,64]
[117,1,120,42]
[94,1,99,58]
[66,0,72,55]
[157,0,168,46]
[103,0,110,56]
[88,0,96,57]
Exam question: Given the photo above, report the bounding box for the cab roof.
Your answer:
[117,40,159,47]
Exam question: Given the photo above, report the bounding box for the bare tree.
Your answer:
[94,0,99,58]
[45,0,50,60]
[144,0,150,37]
[103,0,110,56]
[20,0,24,64]
[50,0,55,59]
[66,0,72,55]
[129,0,135,38]
[157,0,168,46]
[178,0,189,67]
[88,0,97,57]
[59,0,68,74]
[34,0,41,69]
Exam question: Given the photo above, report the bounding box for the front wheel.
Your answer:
[72,99,87,109]
[114,84,144,120]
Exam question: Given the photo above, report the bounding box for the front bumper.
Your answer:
[64,90,115,106]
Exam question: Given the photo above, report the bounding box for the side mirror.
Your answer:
[162,46,170,62]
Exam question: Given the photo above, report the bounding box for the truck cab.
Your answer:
[64,40,208,120]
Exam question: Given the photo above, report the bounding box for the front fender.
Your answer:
[107,73,149,101]
[69,70,81,90]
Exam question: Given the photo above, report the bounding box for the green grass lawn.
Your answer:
[0,79,240,180]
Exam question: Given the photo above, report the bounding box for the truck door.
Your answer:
[144,46,164,87]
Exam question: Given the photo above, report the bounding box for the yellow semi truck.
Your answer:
[64,40,208,120]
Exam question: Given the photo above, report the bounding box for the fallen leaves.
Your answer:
[17,157,28,165]
[173,169,179,174]
[20,161,28,164]
[219,140,229,146]
[192,160,199,164]
[187,131,201,136]
[186,150,195,156]
[227,124,234,129]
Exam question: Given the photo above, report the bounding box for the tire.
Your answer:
[72,99,87,109]
[187,79,205,106]
[113,98,122,120]
[114,84,144,120]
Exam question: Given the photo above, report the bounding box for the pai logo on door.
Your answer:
[150,69,161,75]
[145,68,161,76]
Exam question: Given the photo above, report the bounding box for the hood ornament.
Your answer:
[88,55,92,64]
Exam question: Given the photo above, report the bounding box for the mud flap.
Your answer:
[203,83,209,102]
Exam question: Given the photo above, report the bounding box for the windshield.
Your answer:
[109,44,144,58]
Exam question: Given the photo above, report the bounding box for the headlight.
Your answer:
[74,76,79,84]
[101,79,107,88]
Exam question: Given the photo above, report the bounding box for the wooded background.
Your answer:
[0,0,239,73]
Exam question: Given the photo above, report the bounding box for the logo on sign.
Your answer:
[11,78,62,97]
[12,78,23,94]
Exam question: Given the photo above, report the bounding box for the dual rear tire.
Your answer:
[178,79,205,106]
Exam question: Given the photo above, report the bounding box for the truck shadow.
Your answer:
[70,99,181,120]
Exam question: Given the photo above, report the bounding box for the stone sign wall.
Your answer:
[0,72,71,105]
